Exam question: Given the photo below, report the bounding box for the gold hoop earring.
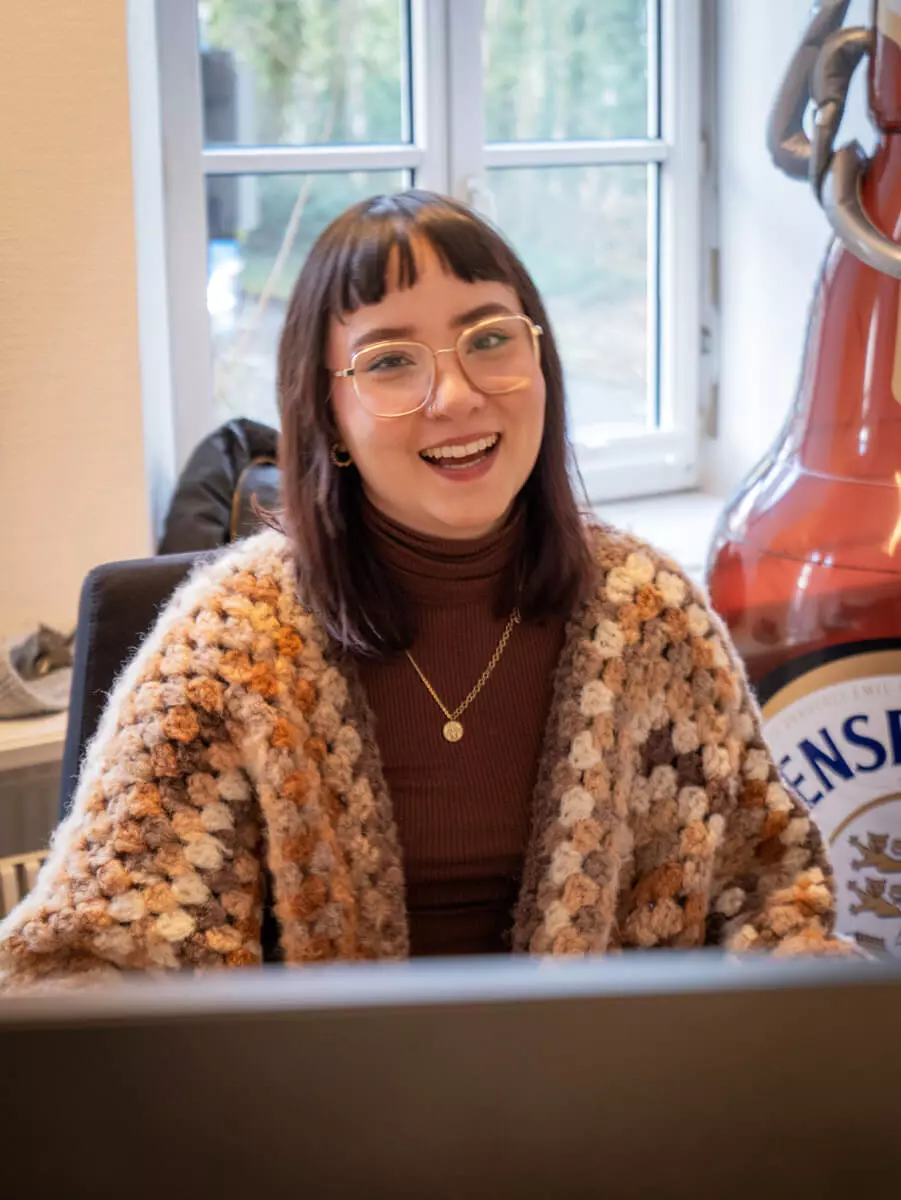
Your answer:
[330,443,353,469]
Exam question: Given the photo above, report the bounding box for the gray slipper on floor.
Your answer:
[0,633,73,718]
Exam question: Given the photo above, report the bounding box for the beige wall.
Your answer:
[0,0,151,638]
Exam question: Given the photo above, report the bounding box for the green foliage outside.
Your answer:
[203,0,404,295]
[483,0,649,142]
[202,0,649,300]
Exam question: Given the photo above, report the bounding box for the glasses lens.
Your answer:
[459,316,538,395]
[353,341,432,416]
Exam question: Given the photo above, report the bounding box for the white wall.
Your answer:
[0,1,152,639]
[704,0,874,496]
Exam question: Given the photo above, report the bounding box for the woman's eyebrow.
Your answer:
[349,303,515,355]
[349,325,415,354]
[450,302,515,328]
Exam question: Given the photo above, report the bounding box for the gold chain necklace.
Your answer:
[405,608,521,743]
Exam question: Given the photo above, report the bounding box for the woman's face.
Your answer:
[327,241,546,540]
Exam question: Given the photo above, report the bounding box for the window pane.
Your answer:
[489,165,654,442]
[198,0,409,147]
[483,0,652,142]
[206,172,407,425]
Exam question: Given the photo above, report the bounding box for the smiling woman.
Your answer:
[0,191,859,989]
[277,191,583,654]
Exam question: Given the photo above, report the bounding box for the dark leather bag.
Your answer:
[158,419,281,553]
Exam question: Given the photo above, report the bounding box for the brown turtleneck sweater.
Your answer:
[356,501,566,957]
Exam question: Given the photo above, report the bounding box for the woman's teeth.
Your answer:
[420,434,500,465]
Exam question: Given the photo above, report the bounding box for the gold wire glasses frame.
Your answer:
[330,313,544,419]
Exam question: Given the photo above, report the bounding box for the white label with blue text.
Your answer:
[763,654,901,956]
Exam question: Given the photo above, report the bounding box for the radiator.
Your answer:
[0,849,49,919]
[0,759,61,862]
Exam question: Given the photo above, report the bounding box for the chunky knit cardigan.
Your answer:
[0,523,848,989]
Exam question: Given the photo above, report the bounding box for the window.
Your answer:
[152,0,703,503]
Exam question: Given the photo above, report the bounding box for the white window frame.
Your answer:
[141,0,703,518]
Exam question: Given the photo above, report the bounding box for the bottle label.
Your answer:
[757,640,901,956]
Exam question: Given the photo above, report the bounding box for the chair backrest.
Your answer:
[59,552,208,820]
[0,850,48,919]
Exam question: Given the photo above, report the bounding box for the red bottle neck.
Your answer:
[785,130,901,483]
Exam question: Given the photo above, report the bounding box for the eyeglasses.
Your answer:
[330,313,543,419]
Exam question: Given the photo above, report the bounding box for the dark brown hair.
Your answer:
[276,189,591,655]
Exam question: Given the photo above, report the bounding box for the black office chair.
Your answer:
[58,551,208,820]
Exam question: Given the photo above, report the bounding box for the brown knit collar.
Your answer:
[362,494,524,607]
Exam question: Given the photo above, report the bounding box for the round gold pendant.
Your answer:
[443,720,464,743]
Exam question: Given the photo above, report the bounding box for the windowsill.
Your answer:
[594,488,726,584]
[0,711,68,773]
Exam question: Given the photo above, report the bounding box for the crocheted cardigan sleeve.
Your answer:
[0,550,287,991]
[589,536,848,957]
[701,679,842,956]
[703,683,846,956]
[681,600,845,956]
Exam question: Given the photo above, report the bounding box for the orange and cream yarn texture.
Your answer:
[0,525,848,988]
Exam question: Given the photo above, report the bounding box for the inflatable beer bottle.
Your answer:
[707,0,901,955]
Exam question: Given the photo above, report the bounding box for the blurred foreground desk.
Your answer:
[1,952,899,1199]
